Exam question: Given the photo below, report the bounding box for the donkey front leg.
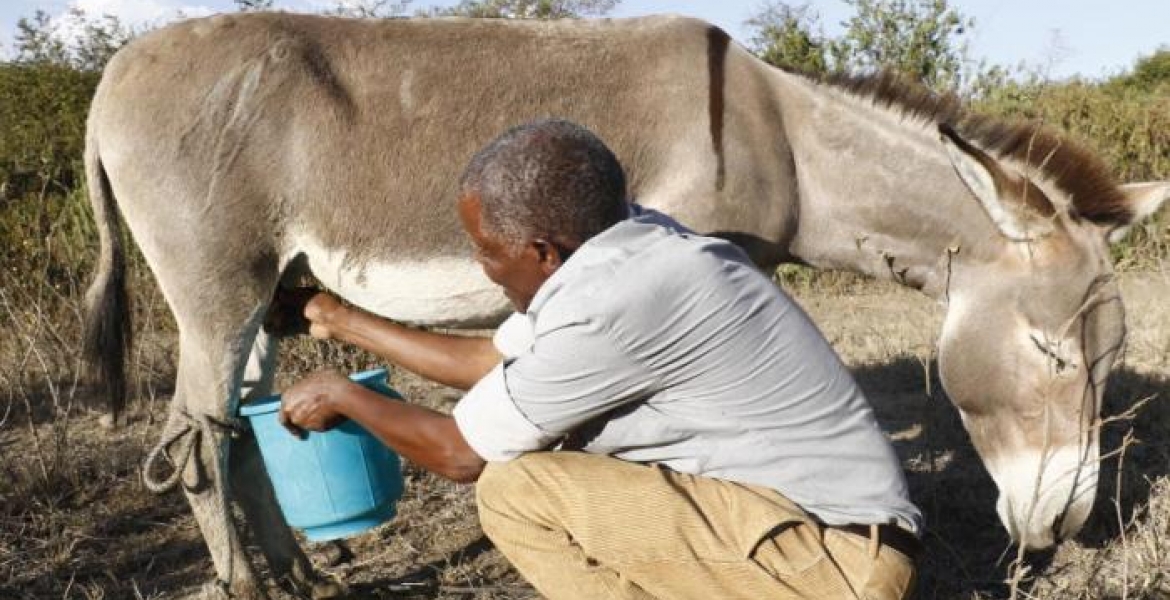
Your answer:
[232,329,346,599]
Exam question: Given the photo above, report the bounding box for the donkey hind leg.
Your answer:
[231,329,347,599]
[161,291,293,600]
[169,318,268,600]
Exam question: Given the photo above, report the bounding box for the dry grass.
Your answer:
[2,263,1169,599]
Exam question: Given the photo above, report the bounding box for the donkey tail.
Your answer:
[82,132,131,419]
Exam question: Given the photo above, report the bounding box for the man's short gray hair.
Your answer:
[459,119,627,246]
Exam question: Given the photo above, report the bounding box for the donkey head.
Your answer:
[937,124,1168,549]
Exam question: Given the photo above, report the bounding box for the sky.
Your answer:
[0,0,1167,80]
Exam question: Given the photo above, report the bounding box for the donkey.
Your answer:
[83,12,1167,598]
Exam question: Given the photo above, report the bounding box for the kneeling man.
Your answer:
[277,119,922,600]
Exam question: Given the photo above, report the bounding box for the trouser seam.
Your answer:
[821,530,868,600]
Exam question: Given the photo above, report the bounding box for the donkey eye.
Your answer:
[1029,334,1077,375]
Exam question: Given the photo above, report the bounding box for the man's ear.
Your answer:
[531,239,565,274]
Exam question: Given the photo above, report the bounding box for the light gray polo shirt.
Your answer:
[453,213,922,533]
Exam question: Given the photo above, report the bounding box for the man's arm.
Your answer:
[275,289,503,391]
[279,370,486,482]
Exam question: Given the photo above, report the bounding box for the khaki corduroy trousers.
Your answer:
[476,452,916,600]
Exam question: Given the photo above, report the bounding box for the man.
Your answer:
[277,119,922,599]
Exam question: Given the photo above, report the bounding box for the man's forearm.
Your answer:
[329,306,502,390]
[334,384,485,482]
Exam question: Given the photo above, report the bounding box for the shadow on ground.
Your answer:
[854,356,1170,599]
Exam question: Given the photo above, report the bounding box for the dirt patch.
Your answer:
[2,273,1168,599]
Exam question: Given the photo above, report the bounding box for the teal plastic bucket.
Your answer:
[239,368,405,541]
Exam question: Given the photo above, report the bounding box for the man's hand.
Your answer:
[278,368,485,482]
[279,369,355,438]
[264,287,346,340]
[267,287,500,391]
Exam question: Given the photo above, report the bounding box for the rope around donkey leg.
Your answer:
[141,409,251,598]
[142,409,248,493]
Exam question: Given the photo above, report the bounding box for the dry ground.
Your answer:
[2,272,1169,599]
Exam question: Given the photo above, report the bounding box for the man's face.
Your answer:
[458,194,561,313]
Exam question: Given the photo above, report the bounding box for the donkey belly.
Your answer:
[288,233,510,328]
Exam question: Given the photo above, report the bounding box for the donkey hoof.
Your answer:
[290,572,347,600]
[309,578,348,600]
[289,561,348,600]
[310,540,354,568]
[184,580,266,600]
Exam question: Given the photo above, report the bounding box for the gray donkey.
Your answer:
[83,12,1168,598]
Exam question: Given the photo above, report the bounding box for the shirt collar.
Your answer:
[524,216,642,317]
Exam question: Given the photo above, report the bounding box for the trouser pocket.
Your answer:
[749,522,856,599]
[822,529,917,600]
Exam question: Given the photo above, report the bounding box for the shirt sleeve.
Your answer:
[502,317,657,437]
[452,317,656,461]
[492,312,534,359]
[452,363,558,462]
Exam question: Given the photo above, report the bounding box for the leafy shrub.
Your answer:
[0,63,99,205]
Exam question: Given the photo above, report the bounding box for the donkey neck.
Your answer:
[775,72,995,299]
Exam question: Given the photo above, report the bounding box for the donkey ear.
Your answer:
[1107,182,1170,244]
[939,123,1056,242]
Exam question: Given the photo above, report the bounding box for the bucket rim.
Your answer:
[238,367,390,418]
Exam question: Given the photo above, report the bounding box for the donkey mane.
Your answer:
[818,70,1130,225]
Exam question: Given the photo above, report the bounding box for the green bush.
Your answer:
[1108,48,1170,95]
[0,62,101,325]
[976,80,1170,182]
[0,63,99,204]
[0,186,96,304]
